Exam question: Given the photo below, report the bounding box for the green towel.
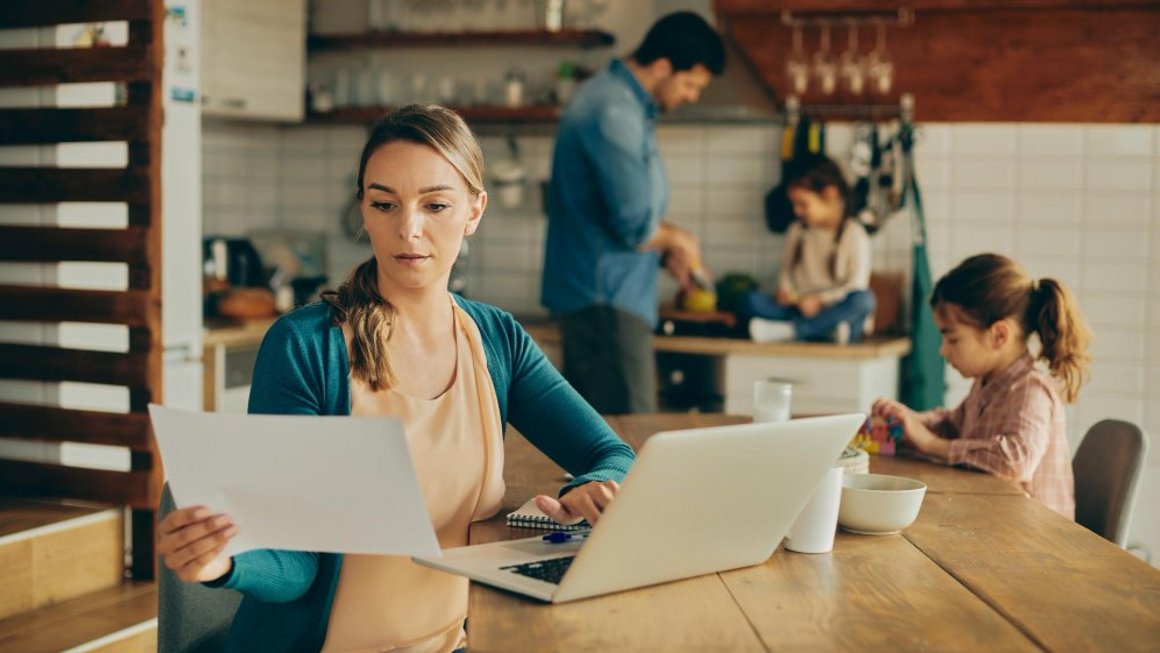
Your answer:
[898,124,946,411]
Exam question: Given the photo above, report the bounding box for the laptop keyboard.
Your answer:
[500,555,575,585]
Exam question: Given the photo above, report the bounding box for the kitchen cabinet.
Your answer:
[203,319,276,414]
[522,319,910,416]
[653,337,910,416]
[201,0,306,121]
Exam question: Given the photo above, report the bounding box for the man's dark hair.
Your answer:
[631,11,726,76]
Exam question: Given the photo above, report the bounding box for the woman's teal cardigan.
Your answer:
[209,298,636,652]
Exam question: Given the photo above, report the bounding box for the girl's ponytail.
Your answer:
[1031,278,1091,403]
[321,258,398,391]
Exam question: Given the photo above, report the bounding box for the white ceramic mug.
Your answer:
[784,466,843,554]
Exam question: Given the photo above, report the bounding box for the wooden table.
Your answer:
[466,414,1160,652]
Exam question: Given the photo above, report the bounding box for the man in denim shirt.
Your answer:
[542,12,725,414]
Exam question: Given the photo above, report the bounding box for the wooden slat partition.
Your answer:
[0,402,152,449]
[0,107,150,145]
[0,343,150,387]
[0,167,151,204]
[0,0,165,580]
[0,0,153,28]
[0,460,154,509]
[0,46,153,87]
[0,285,154,326]
[0,226,148,263]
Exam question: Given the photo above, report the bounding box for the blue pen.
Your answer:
[542,531,573,543]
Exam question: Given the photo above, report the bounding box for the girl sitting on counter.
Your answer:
[157,104,636,653]
[741,155,877,345]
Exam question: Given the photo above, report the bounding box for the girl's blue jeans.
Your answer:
[740,289,877,342]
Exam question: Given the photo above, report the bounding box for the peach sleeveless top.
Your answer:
[321,303,506,653]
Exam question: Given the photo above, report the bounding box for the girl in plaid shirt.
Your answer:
[872,253,1091,518]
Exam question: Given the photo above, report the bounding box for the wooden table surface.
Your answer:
[466,413,1160,653]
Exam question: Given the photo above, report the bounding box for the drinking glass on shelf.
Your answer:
[571,0,609,29]
[839,21,866,95]
[812,23,838,96]
[785,23,810,96]
[868,21,894,95]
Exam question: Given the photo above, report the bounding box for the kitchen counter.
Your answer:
[518,316,910,360]
[203,316,278,349]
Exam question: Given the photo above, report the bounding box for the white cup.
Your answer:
[784,466,843,554]
[753,379,792,423]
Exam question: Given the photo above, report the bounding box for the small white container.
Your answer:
[784,466,843,554]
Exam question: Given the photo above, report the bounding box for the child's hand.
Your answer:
[798,294,823,317]
[776,287,797,306]
[871,398,947,458]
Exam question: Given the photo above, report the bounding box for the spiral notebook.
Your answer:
[505,497,589,531]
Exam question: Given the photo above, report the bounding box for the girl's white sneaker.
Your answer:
[749,318,795,343]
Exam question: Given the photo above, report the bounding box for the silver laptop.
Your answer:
[412,413,864,603]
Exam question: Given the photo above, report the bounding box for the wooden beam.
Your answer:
[0,285,155,327]
[0,0,153,28]
[0,107,150,145]
[0,459,155,509]
[0,343,150,387]
[0,167,151,204]
[0,402,152,449]
[0,45,152,87]
[0,226,148,263]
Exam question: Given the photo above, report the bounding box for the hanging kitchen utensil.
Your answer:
[764,113,813,234]
[849,123,874,228]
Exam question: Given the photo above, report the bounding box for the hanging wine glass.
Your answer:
[839,20,866,95]
[868,21,895,95]
[785,23,810,96]
[812,22,838,96]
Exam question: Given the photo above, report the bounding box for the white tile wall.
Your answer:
[203,119,1160,562]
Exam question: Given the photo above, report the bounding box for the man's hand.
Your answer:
[644,222,703,290]
[534,480,620,526]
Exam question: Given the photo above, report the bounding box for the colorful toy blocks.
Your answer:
[851,415,904,456]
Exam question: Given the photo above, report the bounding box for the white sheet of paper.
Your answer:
[149,404,440,558]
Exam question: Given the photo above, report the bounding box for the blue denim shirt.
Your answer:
[541,59,669,327]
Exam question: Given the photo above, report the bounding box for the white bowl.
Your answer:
[838,473,927,535]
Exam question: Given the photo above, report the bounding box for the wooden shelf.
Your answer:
[714,0,1156,12]
[308,29,614,51]
[305,104,562,125]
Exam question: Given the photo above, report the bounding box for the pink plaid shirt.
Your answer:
[919,353,1075,519]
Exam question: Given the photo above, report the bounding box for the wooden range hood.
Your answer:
[713,0,1159,122]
